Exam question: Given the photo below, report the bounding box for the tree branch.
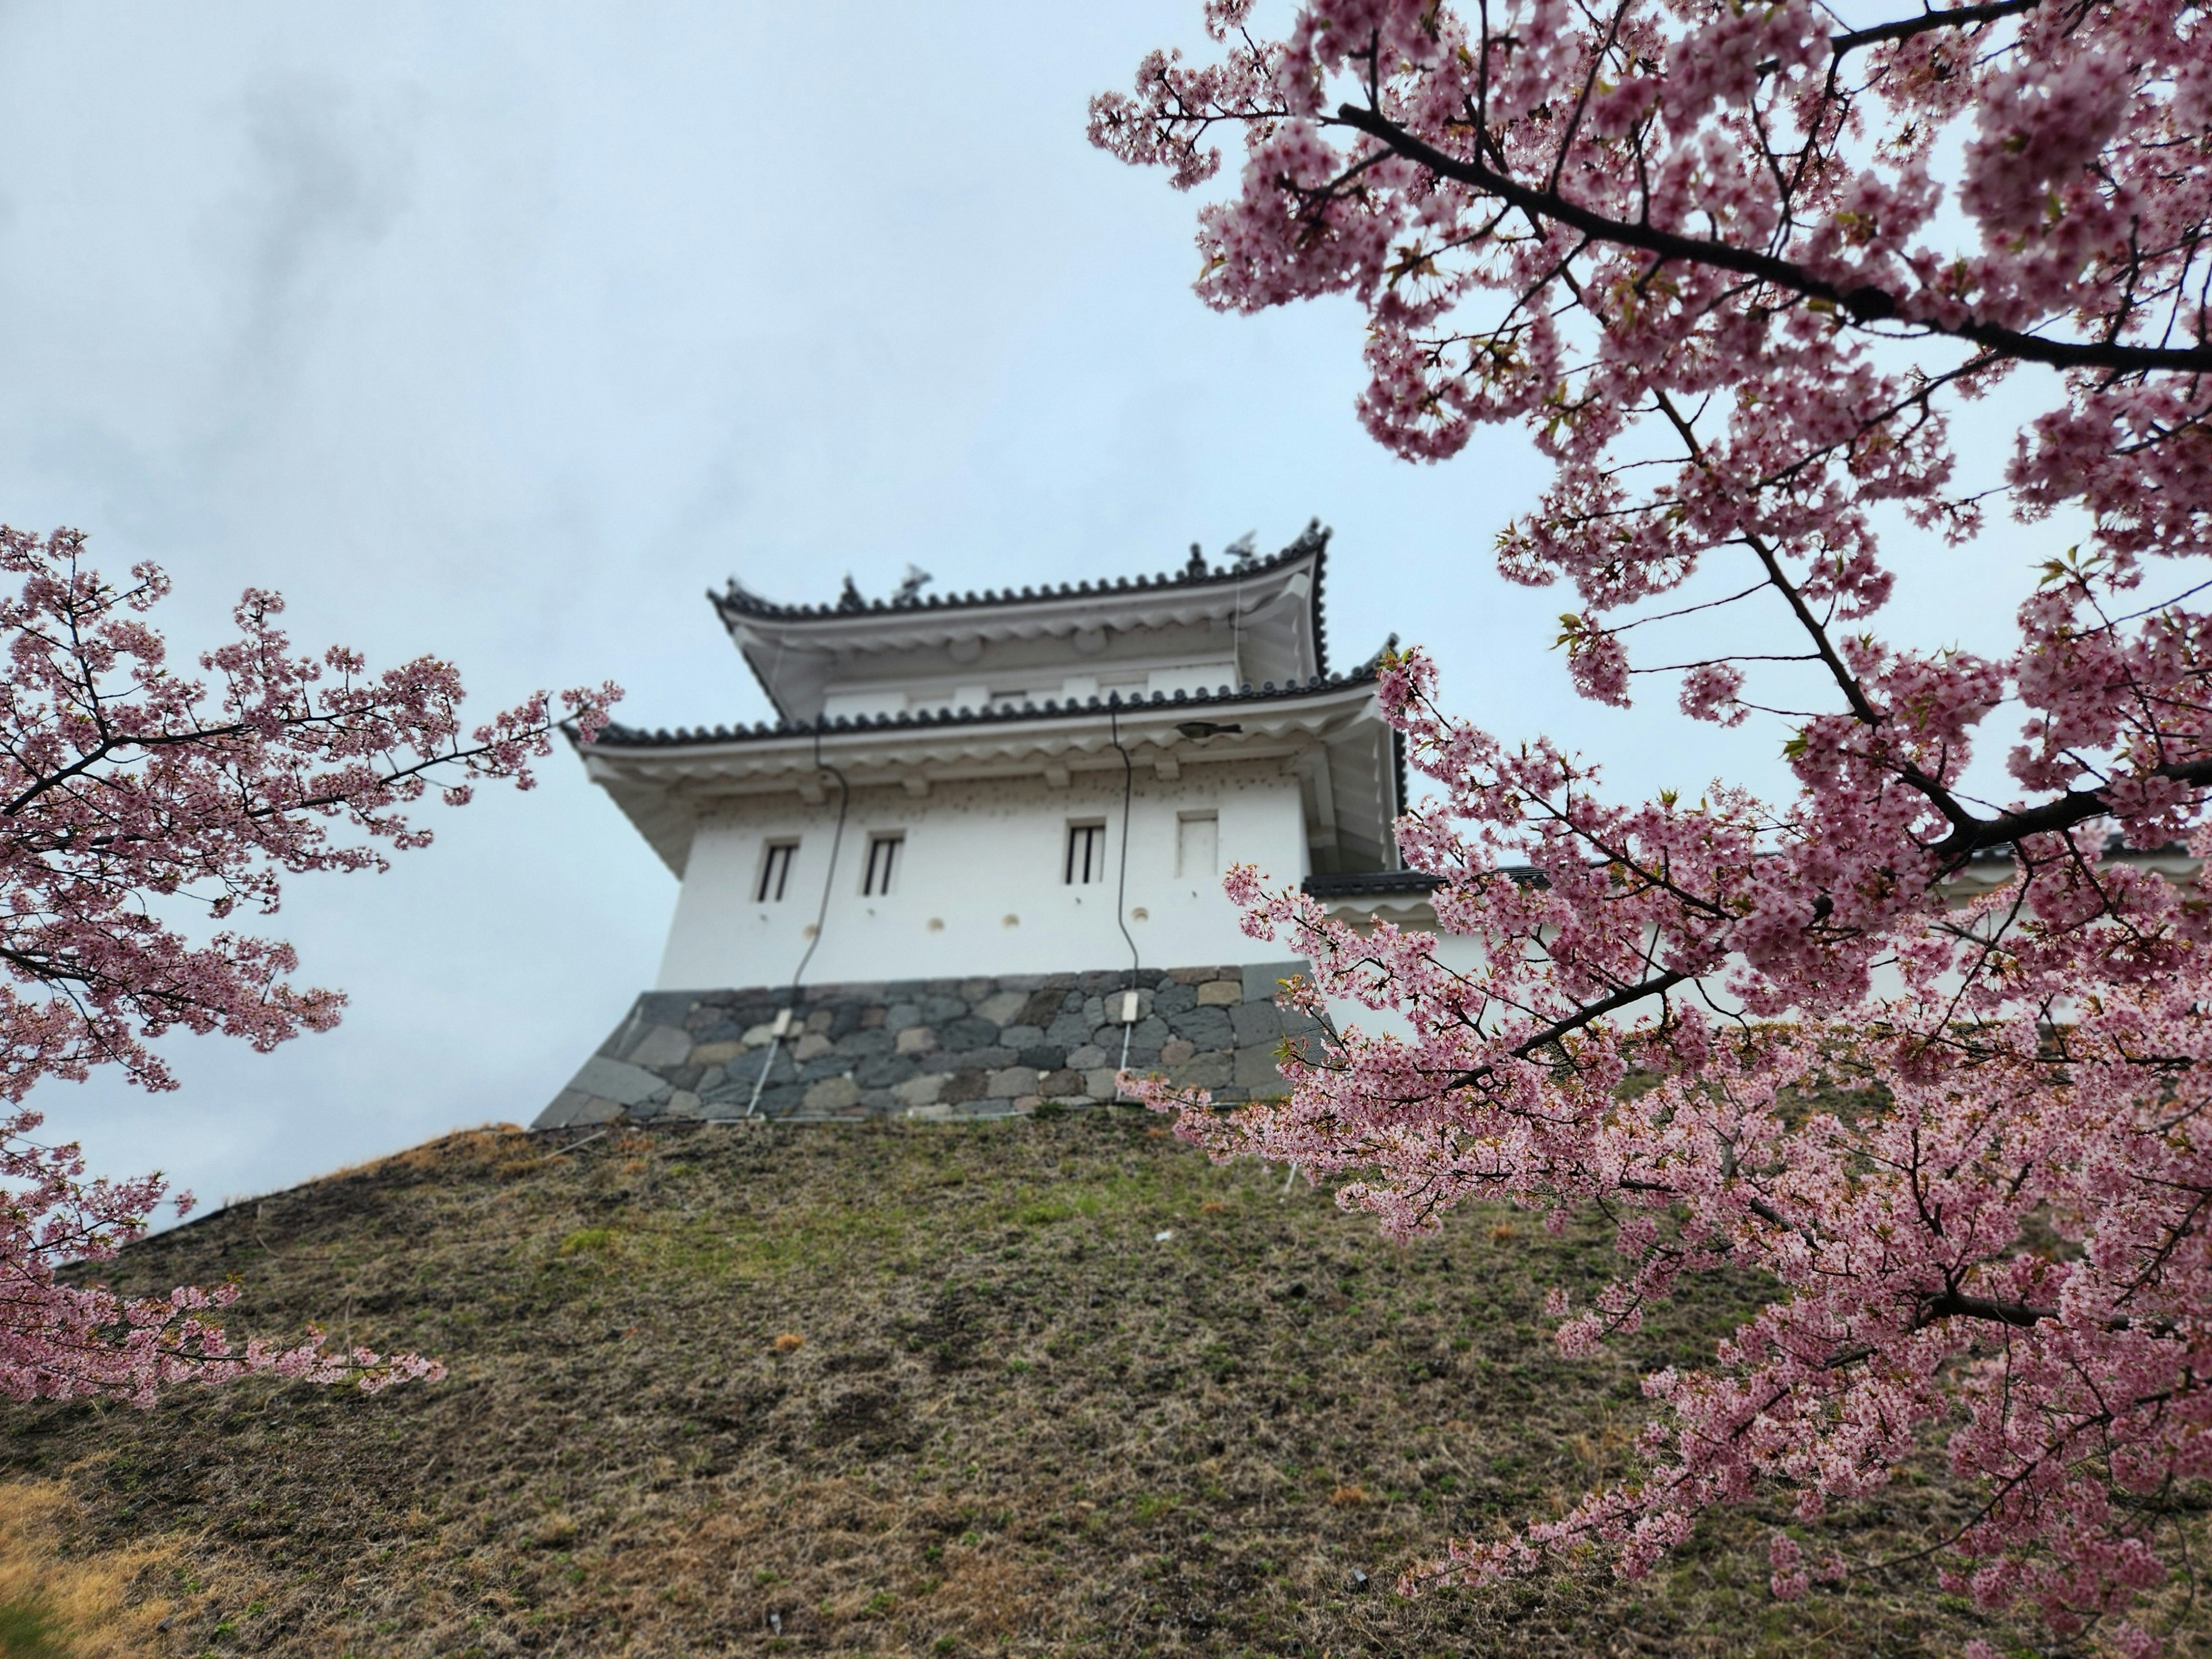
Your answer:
[1929,755,2212,868]
[1828,0,2043,57]
[1330,103,2212,376]
[1441,967,1692,1091]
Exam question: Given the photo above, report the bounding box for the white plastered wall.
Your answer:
[654,759,1312,990]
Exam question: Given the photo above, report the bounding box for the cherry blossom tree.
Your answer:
[0,526,617,1406]
[1099,0,2211,1648]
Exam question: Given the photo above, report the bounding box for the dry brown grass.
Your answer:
[0,1477,240,1657]
[0,1115,2202,1656]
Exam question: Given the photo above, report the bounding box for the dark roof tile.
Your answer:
[1301,869,1446,897]
[586,657,1381,751]
[709,520,1334,677]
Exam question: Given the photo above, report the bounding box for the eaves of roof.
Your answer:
[587,657,1380,752]
[709,520,1334,680]
[1301,868,1445,898]
[1302,838,2198,904]
[1392,715,1407,830]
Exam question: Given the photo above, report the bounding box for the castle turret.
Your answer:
[539,524,1412,1127]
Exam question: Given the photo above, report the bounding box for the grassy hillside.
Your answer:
[0,1115,2182,1656]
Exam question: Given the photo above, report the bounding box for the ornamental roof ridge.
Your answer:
[584,652,1381,751]
[709,519,1333,676]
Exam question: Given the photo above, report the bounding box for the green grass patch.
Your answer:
[0,1597,63,1659]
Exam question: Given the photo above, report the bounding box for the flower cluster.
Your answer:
[1103,0,2212,1648]
[0,1105,443,1404]
[0,527,618,1403]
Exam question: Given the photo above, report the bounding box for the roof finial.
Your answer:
[838,574,865,612]
[1184,543,1207,579]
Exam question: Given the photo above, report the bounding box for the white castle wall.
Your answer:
[654,759,1311,990]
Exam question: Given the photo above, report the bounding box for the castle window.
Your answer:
[756,839,798,903]
[862,834,903,896]
[1066,821,1107,885]
[1176,812,1218,879]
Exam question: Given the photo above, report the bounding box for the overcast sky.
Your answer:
[0,2,2071,1211]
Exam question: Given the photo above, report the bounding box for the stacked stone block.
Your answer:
[533,961,1316,1128]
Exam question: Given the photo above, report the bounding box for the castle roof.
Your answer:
[586,657,1381,750]
[579,664,1404,880]
[708,522,1332,722]
[582,522,1416,887]
[711,521,1331,653]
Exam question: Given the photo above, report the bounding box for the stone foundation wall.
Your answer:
[532,961,1317,1129]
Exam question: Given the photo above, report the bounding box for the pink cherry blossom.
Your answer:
[1103,0,2212,1647]
[0,527,618,1404]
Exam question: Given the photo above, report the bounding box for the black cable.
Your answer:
[1107,698,1141,996]
[747,720,849,1120]
[788,720,850,998]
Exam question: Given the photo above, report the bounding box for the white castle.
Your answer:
[533,525,1443,1127]
[535,524,2154,1128]
[590,524,1433,987]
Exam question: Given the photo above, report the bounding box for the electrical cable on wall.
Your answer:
[1107,698,1142,1091]
[787,722,850,995]
[742,1006,791,1119]
[747,720,849,1119]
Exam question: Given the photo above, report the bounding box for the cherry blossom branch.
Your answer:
[1103,3,2212,1646]
[0,527,619,1405]
[1328,102,2212,376]
[1825,0,2046,56]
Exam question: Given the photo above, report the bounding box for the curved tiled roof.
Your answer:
[1303,864,1554,896]
[710,520,1335,678]
[1298,838,2194,904]
[1301,868,1446,897]
[588,658,1381,751]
